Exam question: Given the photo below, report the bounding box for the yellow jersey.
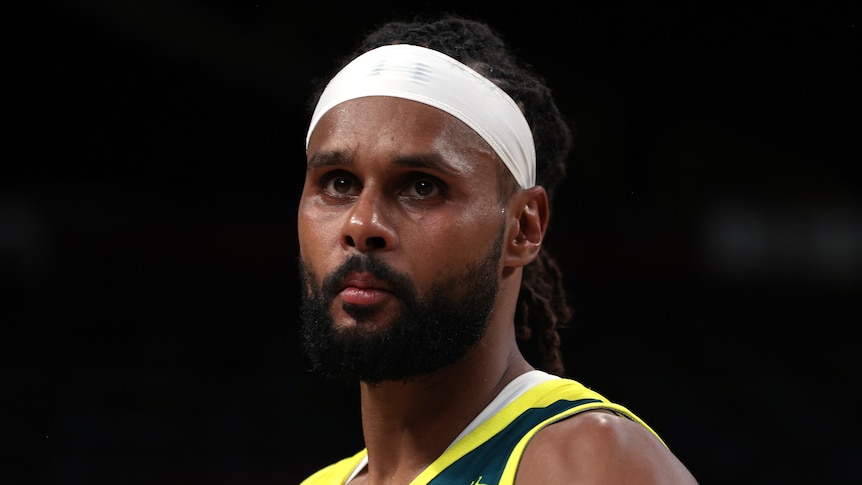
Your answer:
[300,376,664,485]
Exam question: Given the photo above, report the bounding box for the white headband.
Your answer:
[305,44,536,189]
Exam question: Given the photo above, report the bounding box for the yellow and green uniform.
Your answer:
[300,372,665,485]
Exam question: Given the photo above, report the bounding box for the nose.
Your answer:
[341,189,398,252]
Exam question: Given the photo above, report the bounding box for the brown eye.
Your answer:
[413,179,436,197]
[333,177,352,194]
[402,176,443,199]
[322,174,360,197]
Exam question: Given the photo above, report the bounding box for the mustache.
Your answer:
[320,254,414,300]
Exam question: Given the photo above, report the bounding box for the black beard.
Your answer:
[299,230,502,384]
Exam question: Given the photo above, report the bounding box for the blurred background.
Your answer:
[4,1,859,483]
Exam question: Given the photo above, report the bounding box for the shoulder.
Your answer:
[300,450,367,485]
[515,410,698,484]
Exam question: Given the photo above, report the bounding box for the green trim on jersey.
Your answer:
[299,378,664,485]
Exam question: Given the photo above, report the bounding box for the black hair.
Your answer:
[307,14,575,375]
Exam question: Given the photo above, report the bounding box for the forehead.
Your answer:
[306,96,499,176]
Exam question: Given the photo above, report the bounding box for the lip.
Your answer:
[338,272,393,306]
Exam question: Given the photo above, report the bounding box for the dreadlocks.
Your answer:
[307,14,575,376]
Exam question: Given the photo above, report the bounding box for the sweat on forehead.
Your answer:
[305,44,536,189]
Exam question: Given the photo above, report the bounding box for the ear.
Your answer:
[502,186,549,268]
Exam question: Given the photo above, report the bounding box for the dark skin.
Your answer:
[299,96,697,484]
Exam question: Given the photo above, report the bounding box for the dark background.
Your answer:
[4,1,860,484]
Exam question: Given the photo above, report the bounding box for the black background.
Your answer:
[4,1,860,484]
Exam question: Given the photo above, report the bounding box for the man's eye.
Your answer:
[403,178,441,198]
[323,175,359,197]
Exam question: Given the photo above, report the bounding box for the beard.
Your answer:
[299,229,503,384]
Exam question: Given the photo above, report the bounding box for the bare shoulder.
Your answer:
[515,410,698,484]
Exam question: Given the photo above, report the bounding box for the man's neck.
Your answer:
[356,346,532,484]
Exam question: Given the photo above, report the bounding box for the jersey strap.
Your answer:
[417,378,662,485]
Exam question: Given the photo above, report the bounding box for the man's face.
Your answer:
[297,96,509,383]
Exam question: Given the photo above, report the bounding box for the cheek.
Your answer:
[457,201,504,228]
[447,196,505,244]
[297,203,338,270]
[410,208,503,276]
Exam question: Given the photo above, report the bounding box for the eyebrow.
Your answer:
[307,150,352,170]
[307,150,461,177]
[391,153,461,177]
